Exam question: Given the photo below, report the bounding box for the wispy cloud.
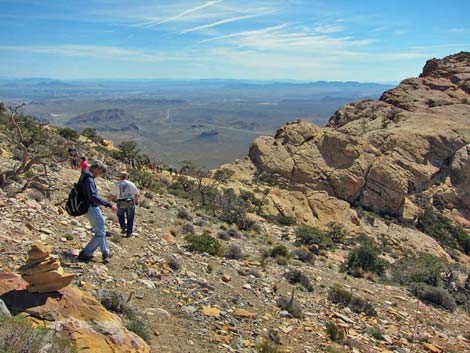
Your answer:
[313,24,344,34]
[181,11,273,34]
[200,23,289,43]
[134,0,223,28]
[0,44,170,62]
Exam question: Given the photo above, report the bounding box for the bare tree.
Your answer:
[0,104,65,192]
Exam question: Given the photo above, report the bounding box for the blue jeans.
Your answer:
[83,206,109,257]
[117,205,135,235]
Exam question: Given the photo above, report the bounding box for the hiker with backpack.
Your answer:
[67,160,116,264]
[108,171,140,238]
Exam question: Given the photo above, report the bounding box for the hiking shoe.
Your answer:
[125,232,133,238]
[121,228,127,234]
[76,252,92,263]
[102,253,112,264]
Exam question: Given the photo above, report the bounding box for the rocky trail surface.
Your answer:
[0,164,469,353]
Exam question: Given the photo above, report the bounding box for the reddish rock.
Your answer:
[0,272,150,353]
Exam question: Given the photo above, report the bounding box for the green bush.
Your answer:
[185,233,222,256]
[127,318,151,343]
[0,316,76,353]
[409,282,456,312]
[295,224,344,250]
[417,207,470,254]
[273,215,297,226]
[366,326,384,340]
[325,321,345,343]
[277,296,304,319]
[224,245,244,260]
[58,127,79,140]
[269,244,290,258]
[342,242,388,277]
[284,269,313,292]
[328,286,352,307]
[290,248,315,264]
[256,340,282,353]
[390,253,447,286]
[177,208,193,221]
[350,296,377,316]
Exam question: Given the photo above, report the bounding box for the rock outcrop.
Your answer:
[247,52,470,218]
[18,242,75,293]
[0,272,151,353]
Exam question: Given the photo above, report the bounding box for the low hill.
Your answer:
[66,108,139,133]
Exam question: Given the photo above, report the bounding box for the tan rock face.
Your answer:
[247,52,470,217]
[18,242,75,293]
[0,272,150,353]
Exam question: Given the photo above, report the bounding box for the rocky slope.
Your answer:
[1,53,470,353]
[0,165,469,353]
[243,52,470,222]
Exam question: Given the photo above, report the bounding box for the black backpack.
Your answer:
[65,173,91,217]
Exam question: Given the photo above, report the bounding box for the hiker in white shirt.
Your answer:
[108,171,140,237]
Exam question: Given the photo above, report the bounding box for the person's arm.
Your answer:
[134,193,139,205]
[83,178,113,208]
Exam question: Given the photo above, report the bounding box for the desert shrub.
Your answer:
[290,248,315,264]
[273,215,297,226]
[129,168,165,193]
[177,208,193,221]
[417,207,470,254]
[0,316,76,353]
[227,228,241,238]
[218,230,231,241]
[185,233,222,256]
[97,289,129,314]
[350,296,377,316]
[127,317,151,343]
[277,296,304,319]
[224,245,244,260]
[327,223,348,243]
[218,188,255,230]
[181,223,195,235]
[328,286,352,306]
[325,321,345,343]
[410,282,456,312]
[256,340,282,353]
[269,245,290,259]
[166,257,182,271]
[285,269,313,291]
[295,224,344,251]
[295,226,328,246]
[342,242,388,277]
[366,326,384,340]
[58,127,79,140]
[390,253,446,286]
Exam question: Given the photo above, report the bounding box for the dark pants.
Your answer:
[117,201,135,235]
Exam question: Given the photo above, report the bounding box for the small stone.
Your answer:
[138,279,156,289]
[233,308,256,318]
[201,305,221,317]
[183,305,198,314]
[0,299,11,317]
[222,275,231,283]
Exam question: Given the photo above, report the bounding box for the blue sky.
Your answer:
[0,0,469,81]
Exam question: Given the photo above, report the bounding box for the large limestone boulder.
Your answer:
[451,144,470,206]
[0,272,150,353]
[247,52,470,218]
